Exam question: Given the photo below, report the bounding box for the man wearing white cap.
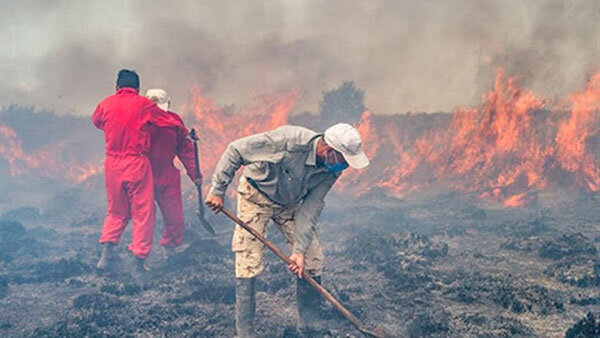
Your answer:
[146,89,201,259]
[205,123,369,337]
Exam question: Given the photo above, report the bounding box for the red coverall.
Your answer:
[92,87,186,259]
[149,111,200,248]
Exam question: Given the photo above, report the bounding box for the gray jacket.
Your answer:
[210,125,339,254]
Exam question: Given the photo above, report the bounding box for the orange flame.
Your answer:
[556,73,600,191]
[338,69,599,207]
[2,70,598,209]
[0,124,104,183]
[0,124,44,176]
[180,86,299,191]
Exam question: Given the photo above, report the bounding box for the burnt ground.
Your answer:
[0,190,599,337]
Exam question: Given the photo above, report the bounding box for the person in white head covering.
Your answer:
[205,123,369,336]
[146,89,202,259]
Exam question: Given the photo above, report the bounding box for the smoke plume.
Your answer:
[0,0,597,115]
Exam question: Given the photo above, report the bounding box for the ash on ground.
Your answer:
[0,192,599,337]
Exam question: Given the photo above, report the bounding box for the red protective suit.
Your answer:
[149,111,200,248]
[92,87,186,259]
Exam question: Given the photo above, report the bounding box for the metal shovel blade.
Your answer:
[196,211,216,236]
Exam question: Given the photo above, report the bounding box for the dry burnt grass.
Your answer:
[0,193,599,337]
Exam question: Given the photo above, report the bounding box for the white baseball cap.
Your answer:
[323,123,369,169]
[145,88,170,112]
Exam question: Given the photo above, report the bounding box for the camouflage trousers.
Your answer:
[232,176,324,278]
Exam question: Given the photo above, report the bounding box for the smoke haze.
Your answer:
[0,0,597,116]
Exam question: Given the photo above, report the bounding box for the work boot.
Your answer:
[235,277,256,338]
[296,275,324,333]
[162,246,176,260]
[135,257,151,273]
[96,242,119,271]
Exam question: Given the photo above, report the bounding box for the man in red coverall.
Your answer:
[145,88,202,258]
[92,69,186,272]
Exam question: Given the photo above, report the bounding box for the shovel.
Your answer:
[189,129,216,236]
[220,207,389,338]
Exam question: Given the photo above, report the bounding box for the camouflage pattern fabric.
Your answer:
[233,176,324,278]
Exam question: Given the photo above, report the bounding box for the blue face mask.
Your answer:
[323,147,349,172]
[324,161,349,172]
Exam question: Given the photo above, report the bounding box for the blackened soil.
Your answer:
[566,312,600,338]
[0,196,599,337]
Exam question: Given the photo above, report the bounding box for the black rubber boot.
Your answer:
[296,275,324,333]
[96,242,119,271]
[135,257,151,273]
[235,277,256,338]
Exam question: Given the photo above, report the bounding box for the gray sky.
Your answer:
[0,0,598,116]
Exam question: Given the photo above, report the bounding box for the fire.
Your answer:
[0,86,298,189]
[339,69,599,207]
[1,70,597,208]
[0,124,44,176]
[0,124,104,183]
[67,162,104,183]
[556,73,600,191]
[180,86,299,192]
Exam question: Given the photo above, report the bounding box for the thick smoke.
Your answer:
[0,0,597,116]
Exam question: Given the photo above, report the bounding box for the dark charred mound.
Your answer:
[0,220,40,263]
[501,232,599,288]
[538,233,597,260]
[345,232,449,264]
[491,213,552,239]
[162,238,229,267]
[344,232,448,292]
[443,271,565,315]
[33,293,126,337]
[570,297,600,306]
[540,234,599,288]
[500,232,596,258]
[565,312,600,338]
[99,281,143,296]
[0,276,7,299]
[0,220,83,285]
[168,280,235,305]
[500,236,543,253]
[545,258,599,288]
[407,310,451,337]
[453,313,534,337]
[69,211,103,228]
[0,207,41,223]
[406,305,535,337]
[11,258,93,284]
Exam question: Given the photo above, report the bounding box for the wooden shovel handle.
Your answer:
[221,207,381,337]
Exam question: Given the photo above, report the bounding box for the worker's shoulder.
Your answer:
[271,125,317,137]
[270,125,318,144]
[99,91,151,107]
[167,111,185,123]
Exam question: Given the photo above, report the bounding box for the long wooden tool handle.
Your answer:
[190,129,202,182]
[221,207,377,336]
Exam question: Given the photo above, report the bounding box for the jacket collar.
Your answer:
[305,134,322,166]
[116,87,139,95]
